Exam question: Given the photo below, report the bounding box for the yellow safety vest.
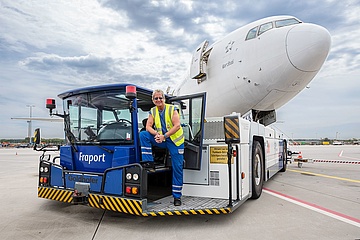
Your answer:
[151,104,184,146]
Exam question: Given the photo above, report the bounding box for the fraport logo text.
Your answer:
[79,152,106,164]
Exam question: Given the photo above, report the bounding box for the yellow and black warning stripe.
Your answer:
[143,207,231,217]
[88,193,232,216]
[38,187,232,217]
[88,194,144,216]
[224,115,240,143]
[38,187,73,203]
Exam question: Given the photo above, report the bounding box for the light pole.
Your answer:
[26,105,35,144]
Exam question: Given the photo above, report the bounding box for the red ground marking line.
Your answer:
[263,187,360,225]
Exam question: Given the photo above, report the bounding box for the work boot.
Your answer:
[141,161,155,172]
[174,198,181,206]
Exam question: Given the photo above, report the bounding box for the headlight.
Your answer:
[40,167,44,172]
[44,167,49,173]
[133,173,139,181]
[126,173,132,180]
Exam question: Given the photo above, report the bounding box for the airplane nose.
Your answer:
[286,23,331,72]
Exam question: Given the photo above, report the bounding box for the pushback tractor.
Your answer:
[34,83,287,216]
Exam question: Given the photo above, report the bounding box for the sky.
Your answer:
[0,0,359,140]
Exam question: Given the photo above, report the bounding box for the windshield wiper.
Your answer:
[76,140,114,153]
[63,113,78,152]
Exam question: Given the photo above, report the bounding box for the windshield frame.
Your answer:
[59,84,154,145]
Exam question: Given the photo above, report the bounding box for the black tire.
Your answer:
[250,141,264,199]
[280,141,287,172]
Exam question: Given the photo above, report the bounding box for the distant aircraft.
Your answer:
[175,15,331,125]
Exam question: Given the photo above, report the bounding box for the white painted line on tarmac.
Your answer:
[338,150,344,157]
[263,188,360,228]
[338,149,360,161]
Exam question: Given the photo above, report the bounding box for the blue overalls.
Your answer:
[139,107,184,199]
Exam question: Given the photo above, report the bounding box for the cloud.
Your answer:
[0,0,360,139]
[19,54,114,81]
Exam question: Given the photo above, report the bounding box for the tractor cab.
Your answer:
[37,83,206,202]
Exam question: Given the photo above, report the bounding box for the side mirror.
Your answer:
[33,128,60,152]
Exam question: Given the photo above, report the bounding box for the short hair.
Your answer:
[152,89,165,99]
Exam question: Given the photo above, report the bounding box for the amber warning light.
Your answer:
[126,85,137,99]
[46,98,56,114]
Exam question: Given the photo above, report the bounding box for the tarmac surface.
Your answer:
[0,145,359,240]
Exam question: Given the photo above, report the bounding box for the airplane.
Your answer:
[175,15,331,125]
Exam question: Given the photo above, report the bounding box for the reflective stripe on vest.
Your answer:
[151,104,184,146]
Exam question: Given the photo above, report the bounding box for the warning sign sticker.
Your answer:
[210,146,233,164]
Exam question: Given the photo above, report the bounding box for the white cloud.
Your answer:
[1,0,360,140]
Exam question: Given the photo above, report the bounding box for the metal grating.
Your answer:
[204,120,224,140]
[146,195,230,213]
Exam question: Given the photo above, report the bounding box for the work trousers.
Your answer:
[139,131,184,199]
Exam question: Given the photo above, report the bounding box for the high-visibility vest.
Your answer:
[151,104,184,146]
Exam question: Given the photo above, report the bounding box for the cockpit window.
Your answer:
[275,18,301,28]
[245,18,302,41]
[245,26,258,40]
[258,22,273,36]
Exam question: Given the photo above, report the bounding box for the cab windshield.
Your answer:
[63,90,135,144]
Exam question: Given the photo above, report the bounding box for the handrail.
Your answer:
[235,144,240,201]
[227,143,233,207]
[226,143,240,207]
[101,163,143,194]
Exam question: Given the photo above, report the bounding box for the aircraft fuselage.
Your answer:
[176,16,331,118]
